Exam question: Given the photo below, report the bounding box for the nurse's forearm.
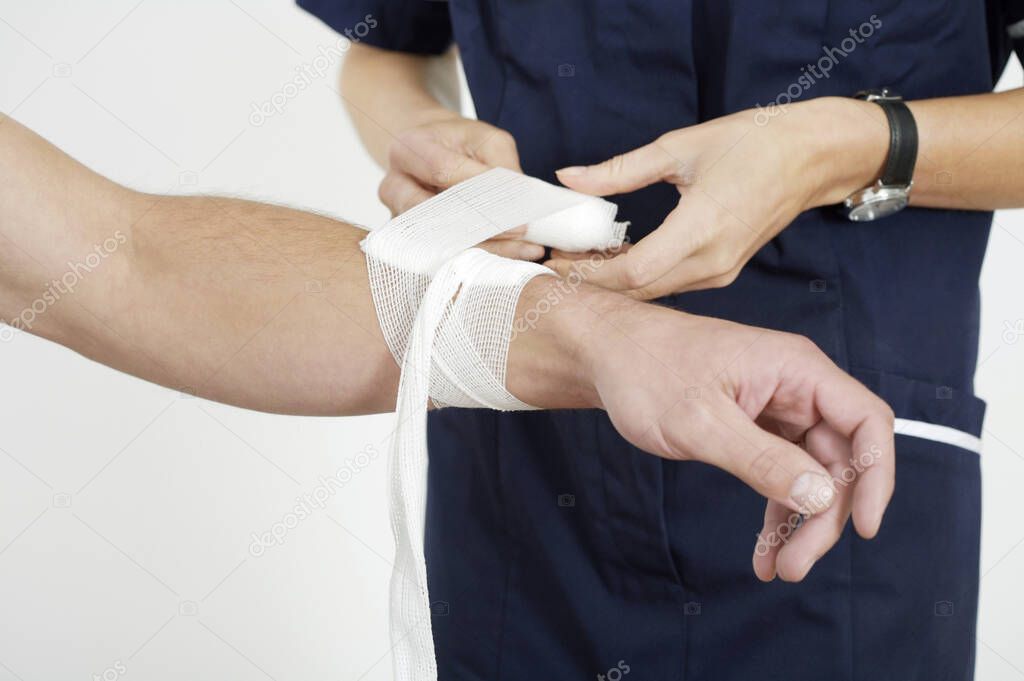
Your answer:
[907,87,1024,209]
[810,88,1024,210]
[340,42,461,166]
[0,114,596,415]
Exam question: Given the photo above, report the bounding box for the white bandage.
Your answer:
[361,168,626,681]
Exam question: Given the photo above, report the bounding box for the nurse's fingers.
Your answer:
[471,127,523,173]
[666,397,836,516]
[775,423,855,582]
[389,139,493,190]
[387,130,491,189]
[813,370,896,538]
[478,239,546,261]
[490,225,528,240]
[546,196,716,297]
[548,242,631,261]
[555,135,681,196]
[378,171,436,216]
[390,122,522,190]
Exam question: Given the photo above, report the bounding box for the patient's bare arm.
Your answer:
[0,114,585,416]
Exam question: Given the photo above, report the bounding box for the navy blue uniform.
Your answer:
[300,2,1024,678]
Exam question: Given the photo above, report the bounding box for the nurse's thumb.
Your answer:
[556,138,677,196]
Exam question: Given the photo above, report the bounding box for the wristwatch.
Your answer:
[842,88,918,222]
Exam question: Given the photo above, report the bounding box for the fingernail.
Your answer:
[789,472,835,515]
[556,166,587,177]
[521,244,545,260]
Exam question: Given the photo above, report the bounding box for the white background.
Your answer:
[0,2,1022,680]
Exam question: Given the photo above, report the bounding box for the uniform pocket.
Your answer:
[846,367,982,680]
[848,434,980,681]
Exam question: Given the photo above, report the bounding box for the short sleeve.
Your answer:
[297,0,453,55]
[989,0,1024,81]
[1008,1,1024,60]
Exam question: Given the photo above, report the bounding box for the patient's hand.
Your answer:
[511,281,895,582]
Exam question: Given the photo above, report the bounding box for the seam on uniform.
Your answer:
[492,411,513,681]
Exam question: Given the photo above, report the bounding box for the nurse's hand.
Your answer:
[380,113,547,261]
[552,289,895,582]
[550,97,888,298]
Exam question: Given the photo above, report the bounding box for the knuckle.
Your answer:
[621,257,653,289]
[784,332,820,356]
[706,249,735,276]
[679,401,716,448]
[655,131,678,148]
[705,268,740,289]
[377,175,398,208]
[493,128,516,150]
[748,447,786,489]
[605,153,628,177]
[386,142,405,170]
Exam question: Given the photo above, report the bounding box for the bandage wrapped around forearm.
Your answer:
[360,168,627,681]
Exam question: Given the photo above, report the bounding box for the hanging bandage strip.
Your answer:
[361,168,627,681]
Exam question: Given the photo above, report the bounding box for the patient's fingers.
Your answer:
[753,500,791,582]
[775,422,855,581]
[813,367,895,538]
[664,396,836,516]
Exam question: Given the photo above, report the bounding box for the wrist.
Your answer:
[791,97,890,208]
[506,276,632,410]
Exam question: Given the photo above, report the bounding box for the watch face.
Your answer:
[845,186,910,222]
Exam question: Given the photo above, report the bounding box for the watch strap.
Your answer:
[876,99,918,187]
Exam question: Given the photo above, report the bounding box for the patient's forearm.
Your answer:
[0,115,594,415]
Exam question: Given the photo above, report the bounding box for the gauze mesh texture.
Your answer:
[361,168,627,681]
